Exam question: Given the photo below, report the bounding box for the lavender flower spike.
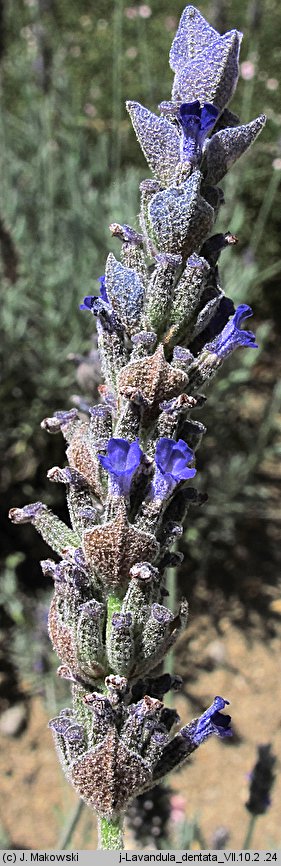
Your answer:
[246,744,276,816]
[9,4,267,850]
[98,437,143,497]
[178,100,218,166]
[181,696,232,745]
[152,437,196,501]
[206,304,258,358]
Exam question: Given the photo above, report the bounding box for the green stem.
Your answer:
[98,815,124,850]
[243,813,257,849]
[106,593,122,647]
[251,171,280,256]
[163,563,176,707]
[57,799,84,850]
[240,38,258,124]
[111,0,123,179]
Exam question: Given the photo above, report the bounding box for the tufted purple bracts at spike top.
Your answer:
[9,4,265,849]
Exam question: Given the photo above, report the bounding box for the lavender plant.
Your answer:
[9,6,266,851]
[244,744,276,848]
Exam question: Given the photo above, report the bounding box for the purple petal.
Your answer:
[99,275,108,303]
[98,437,143,495]
[126,440,142,471]
[232,303,253,327]
[107,438,130,470]
[98,454,113,473]
[200,102,219,132]
[155,438,175,470]
[79,295,97,311]
[194,696,232,744]
[206,304,258,357]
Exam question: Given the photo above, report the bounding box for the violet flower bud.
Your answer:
[41,408,78,436]
[107,612,134,676]
[63,723,87,761]
[9,502,46,524]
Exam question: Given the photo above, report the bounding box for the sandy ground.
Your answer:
[0,613,280,852]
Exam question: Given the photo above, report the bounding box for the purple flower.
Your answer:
[79,281,123,336]
[178,100,218,165]
[80,275,108,311]
[151,437,196,501]
[205,304,258,358]
[79,275,122,335]
[193,696,232,743]
[190,296,235,355]
[181,696,232,746]
[156,438,196,480]
[99,275,108,303]
[98,437,143,497]
[79,295,97,311]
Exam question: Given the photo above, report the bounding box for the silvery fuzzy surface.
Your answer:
[9,6,265,824]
